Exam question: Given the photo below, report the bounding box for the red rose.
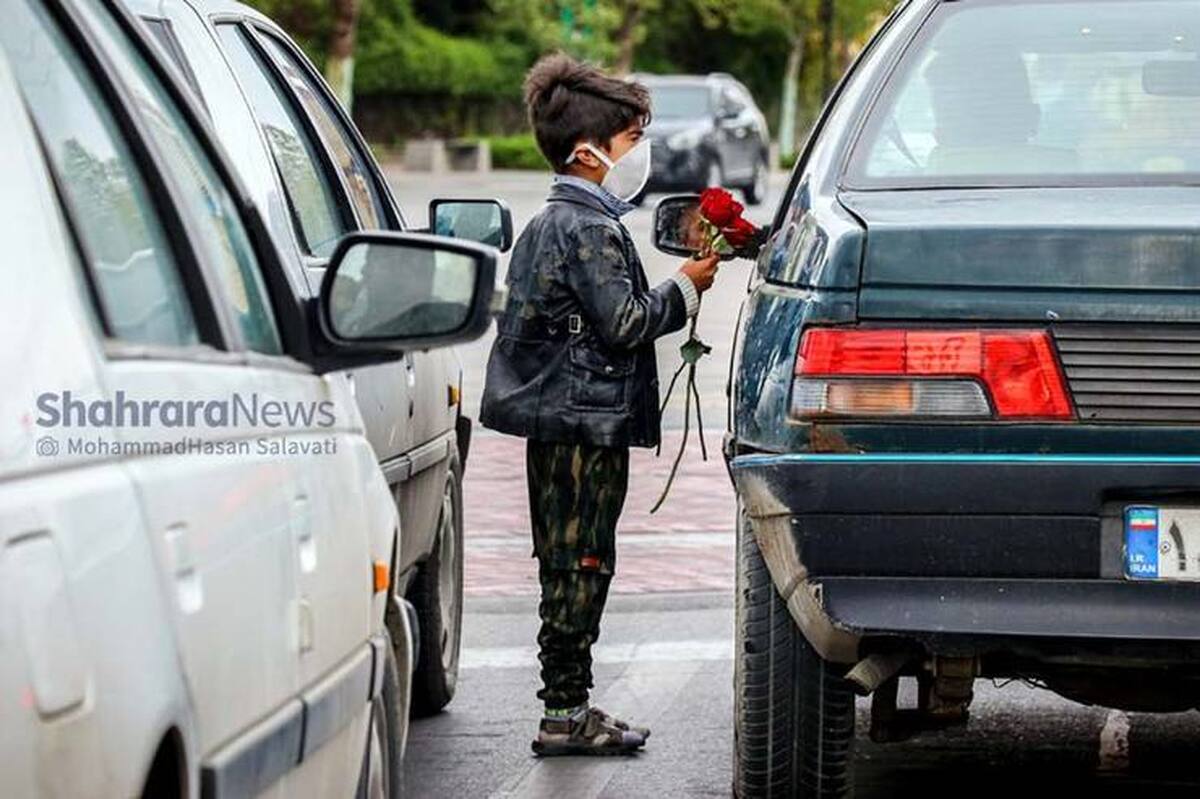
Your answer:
[699,187,743,228]
[723,216,758,249]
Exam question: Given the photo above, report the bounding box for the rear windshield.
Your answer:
[649,85,711,120]
[847,0,1200,188]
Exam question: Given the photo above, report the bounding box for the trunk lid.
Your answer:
[840,187,1200,323]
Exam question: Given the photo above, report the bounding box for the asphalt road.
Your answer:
[384,167,1200,798]
[403,589,1200,799]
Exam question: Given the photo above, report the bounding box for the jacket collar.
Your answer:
[549,175,634,219]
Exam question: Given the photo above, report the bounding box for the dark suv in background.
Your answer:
[636,72,770,204]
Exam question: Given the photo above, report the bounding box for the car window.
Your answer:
[257,31,388,230]
[140,16,206,114]
[650,84,712,120]
[79,0,282,355]
[850,0,1200,187]
[0,0,199,348]
[215,23,347,258]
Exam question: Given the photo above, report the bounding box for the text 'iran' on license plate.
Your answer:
[1125,506,1200,581]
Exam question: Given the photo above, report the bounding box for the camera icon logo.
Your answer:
[35,436,60,457]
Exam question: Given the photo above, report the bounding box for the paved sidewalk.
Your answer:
[463,430,736,597]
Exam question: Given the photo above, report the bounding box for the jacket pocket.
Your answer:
[567,345,634,411]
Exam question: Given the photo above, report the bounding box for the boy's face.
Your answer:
[567,121,645,182]
[604,121,645,162]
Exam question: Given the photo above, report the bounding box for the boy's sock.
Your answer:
[544,703,588,720]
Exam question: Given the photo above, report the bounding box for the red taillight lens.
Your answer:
[794,328,1073,420]
[981,332,1072,418]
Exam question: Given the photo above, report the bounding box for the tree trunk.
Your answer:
[613,1,643,75]
[325,0,360,111]
[779,35,804,160]
[819,0,835,100]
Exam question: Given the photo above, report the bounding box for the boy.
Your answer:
[480,53,720,756]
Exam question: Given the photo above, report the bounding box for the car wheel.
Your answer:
[357,626,403,799]
[409,452,464,716]
[734,503,856,798]
[742,157,768,206]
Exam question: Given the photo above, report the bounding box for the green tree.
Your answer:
[693,0,812,158]
[612,0,661,74]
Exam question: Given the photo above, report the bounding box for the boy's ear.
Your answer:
[568,143,604,171]
[570,143,604,170]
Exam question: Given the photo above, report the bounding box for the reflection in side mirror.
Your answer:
[430,198,514,252]
[652,194,765,261]
[320,232,496,350]
[653,194,708,257]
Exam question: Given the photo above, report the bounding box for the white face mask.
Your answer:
[571,139,652,202]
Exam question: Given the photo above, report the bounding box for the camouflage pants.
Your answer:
[526,440,629,709]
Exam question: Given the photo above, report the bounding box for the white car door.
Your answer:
[244,24,460,571]
[0,32,193,798]
[66,4,387,796]
[205,18,417,479]
[12,1,304,794]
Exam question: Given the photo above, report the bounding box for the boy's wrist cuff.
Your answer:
[671,272,701,317]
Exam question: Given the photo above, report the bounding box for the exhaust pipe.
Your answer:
[845,651,914,696]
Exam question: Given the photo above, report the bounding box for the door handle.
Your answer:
[164,522,203,614]
[404,355,417,418]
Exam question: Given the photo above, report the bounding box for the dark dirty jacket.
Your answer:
[480,181,689,448]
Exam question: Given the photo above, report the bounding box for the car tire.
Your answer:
[357,626,403,799]
[733,504,856,798]
[742,156,769,206]
[409,452,464,717]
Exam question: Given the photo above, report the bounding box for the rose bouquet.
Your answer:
[651,188,762,513]
[696,187,760,256]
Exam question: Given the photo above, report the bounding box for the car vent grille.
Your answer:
[1054,326,1200,423]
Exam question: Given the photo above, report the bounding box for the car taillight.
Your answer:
[792,328,1074,421]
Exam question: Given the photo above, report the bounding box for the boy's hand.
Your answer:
[679,253,720,294]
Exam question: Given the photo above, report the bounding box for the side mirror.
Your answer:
[652,194,765,261]
[430,198,514,253]
[319,232,497,351]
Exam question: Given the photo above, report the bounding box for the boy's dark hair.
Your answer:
[524,53,651,172]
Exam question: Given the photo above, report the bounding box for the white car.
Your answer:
[126,0,514,715]
[0,0,496,797]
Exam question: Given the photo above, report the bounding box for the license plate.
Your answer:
[1125,506,1200,581]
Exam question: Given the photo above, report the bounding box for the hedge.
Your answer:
[485,134,549,171]
[354,0,526,98]
[242,0,527,100]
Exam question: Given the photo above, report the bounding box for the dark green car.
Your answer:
[656,0,1200,794]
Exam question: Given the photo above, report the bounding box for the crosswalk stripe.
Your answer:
[461,638,732,670]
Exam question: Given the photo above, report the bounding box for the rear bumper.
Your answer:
[730,453,1200,662]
